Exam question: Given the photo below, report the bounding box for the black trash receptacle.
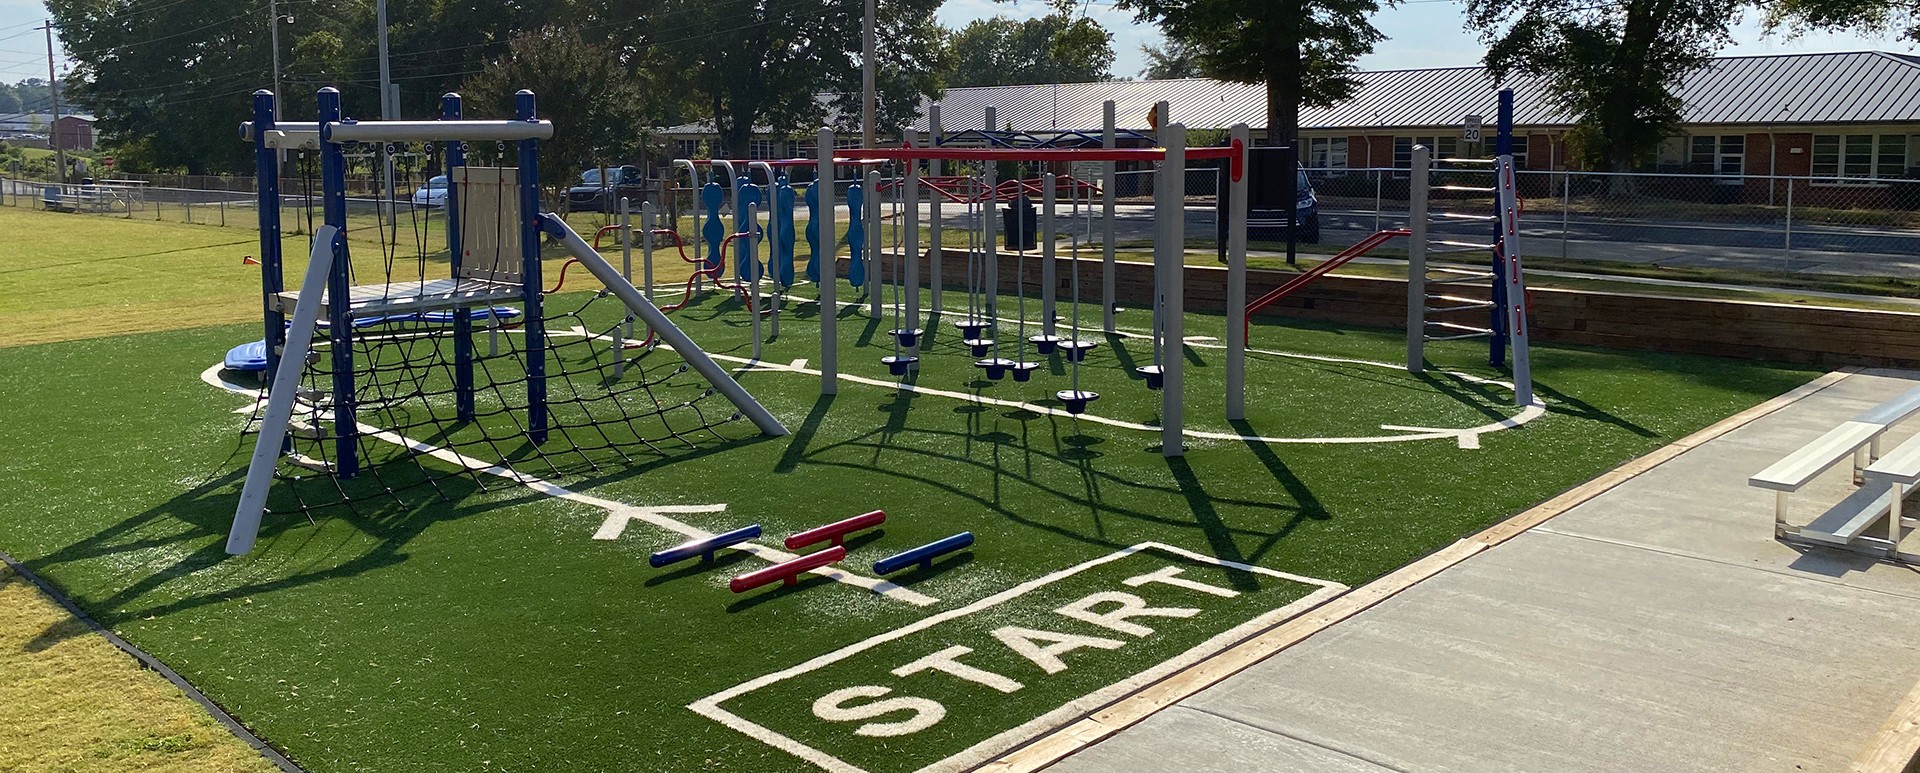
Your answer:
[1003,196,1038,250]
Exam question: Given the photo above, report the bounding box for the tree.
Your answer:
[462,27,649,196]
[1768,0,1919,43]
[944,14,1115,88]
[1110,0,1388,147]
[1139,38,1202,80]
[648,0,947,156]
[1466,0,1744,172]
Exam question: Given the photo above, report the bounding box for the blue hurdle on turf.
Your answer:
[649,525,762,568]
[873,532,974,575]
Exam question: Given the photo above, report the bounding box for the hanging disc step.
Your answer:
[975,357,1018,380]
[1056,390,1100,415]
[1027,334,1066,355]
[1136,364,1165,390]
[1058,340,1099,362]
[881,355,919,376]
[890,328,925,348]
[964,338,994,357]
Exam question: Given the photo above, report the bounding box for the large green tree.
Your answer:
[647,0,946,156]
[1138,38,1202,80]
[1467,0,1744,172]
[1768,0,1919,42]
[461,26,650,193]
[1110,0,1389,145]
[944,14,1116,88]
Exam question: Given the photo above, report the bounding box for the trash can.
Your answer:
[1003,196,1038,250]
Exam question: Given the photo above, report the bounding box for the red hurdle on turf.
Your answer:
[729,546,848,593]
[784,510,886,550]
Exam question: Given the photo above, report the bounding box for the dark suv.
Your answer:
[567,165,648,213]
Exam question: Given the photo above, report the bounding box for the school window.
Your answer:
[1689,134,1744,180]
[790,140,816,160]
[1304,137,1347,170]
[674,139,701,159]
[748,139,775,159]
[834,137,862,150]
[1509,136,1529,168]
[1392,136,1460,167]
[1812,134,1911,181]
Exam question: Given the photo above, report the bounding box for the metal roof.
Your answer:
[660,50,1920,136]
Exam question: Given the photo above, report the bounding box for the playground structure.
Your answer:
[225,87,787,555]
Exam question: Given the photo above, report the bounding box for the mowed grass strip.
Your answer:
[0,565,276,773]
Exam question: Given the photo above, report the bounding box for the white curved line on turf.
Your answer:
[198,363,936,607]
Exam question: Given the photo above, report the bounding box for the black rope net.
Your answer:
[242,140,753,522]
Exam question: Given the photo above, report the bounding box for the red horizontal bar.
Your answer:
[729,546,848,592]
[785,510,887,550]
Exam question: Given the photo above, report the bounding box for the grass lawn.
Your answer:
[0,204,1825,772]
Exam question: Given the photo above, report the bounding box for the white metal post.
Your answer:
[1407,145,1431,373]
[818,129,838,395]
[1161,125,1186,457]
[1496,153,1533,407]
[1102,100,1117,333]
[747,200,763,360]
[868,169,883,317]
[904,129,922,335]
[983,136,999,320]
[1041,172,1057,337]
[1226,124,1250,421]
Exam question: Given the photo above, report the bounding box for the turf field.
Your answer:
[0,206,1820,772]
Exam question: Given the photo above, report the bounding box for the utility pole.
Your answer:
[42,20,66,185]
[376,0,395,222]
[861,0,875,147]
[270,0,284,104]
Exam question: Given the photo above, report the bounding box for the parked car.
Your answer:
[567,165,647,213]
[1248,168,1320,244]
[412,175,448,208]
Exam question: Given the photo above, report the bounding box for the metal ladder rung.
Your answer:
[1435,157,1496,165]
[1426,295,1496,313]
[1431,240,1494,249]
[1427,272,1495,285]
[1432,185,1497,193]
[1431,212,1497,221]
[1424,321,1495,340]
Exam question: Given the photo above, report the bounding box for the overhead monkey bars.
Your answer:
[837,144,1246,183]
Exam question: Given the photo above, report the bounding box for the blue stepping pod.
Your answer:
[846,182,865,288]
[701,181,725,274]
[774,178,797,287]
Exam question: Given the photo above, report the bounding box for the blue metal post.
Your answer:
[251,90,286,393]
[442,92,475,421]
[318,87,359,477]
[1488,88,1514,368]
[516,90,547,444]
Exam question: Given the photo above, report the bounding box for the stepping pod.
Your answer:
[649,524,763,568]
[1136,364,1165,390]
[1056,390,1100,415]
[873,532,974,575]
[729,546,847,592]
[786,510,887,550]
[1060,340,1099,363]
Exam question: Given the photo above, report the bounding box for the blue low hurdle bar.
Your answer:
[648,525,763,568]
[873,532,974,574]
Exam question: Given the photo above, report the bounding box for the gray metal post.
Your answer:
[747,200,763,360]
[1041,172,1057,336]
[928,105,943,314]
[818,129,838,394]
[1225,124,1250,421]
[1102,100,1117,333]
[867,169,883,318]
[1785,178,1795,265]
[1407,145,1431,373]
[1160,125,1186,457]
[904,129,922,334]
[983,132,998,319]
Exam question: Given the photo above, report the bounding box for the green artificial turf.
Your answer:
[0,281,1817,772]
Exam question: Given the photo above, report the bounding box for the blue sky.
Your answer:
[0,0,1908,84]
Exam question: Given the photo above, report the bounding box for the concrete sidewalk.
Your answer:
[1048,370,1920,773]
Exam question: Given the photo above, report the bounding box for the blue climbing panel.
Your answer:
[701,181,724,274]
[735,178,763,282]
[774,177,797,287]
[804,182,821,283]
[846,182,865,288]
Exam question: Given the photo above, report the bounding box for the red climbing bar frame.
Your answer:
[729,546,848,592]
[1244,229,1410,337]
[841,146,1245,181]
[784,510,887,550]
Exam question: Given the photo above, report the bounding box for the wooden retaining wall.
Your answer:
[842,249,1920,368]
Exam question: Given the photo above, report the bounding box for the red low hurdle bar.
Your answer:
[785,510,887,550]
[729,546,848,593]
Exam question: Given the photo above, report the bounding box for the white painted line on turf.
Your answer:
[687,541,1347,773]
[592,504,728,540]
[199,363,937,607]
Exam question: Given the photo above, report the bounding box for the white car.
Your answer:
[412,175,449,208]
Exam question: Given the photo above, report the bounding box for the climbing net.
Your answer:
[241,136,754,521]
